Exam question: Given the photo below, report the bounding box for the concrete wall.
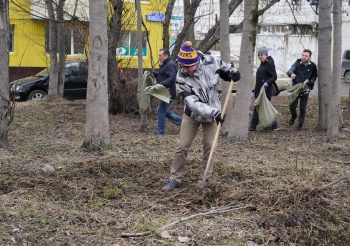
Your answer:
[229,33,318,72]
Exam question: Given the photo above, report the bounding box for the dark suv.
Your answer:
[341,50,350,83]
[10,61,88,101]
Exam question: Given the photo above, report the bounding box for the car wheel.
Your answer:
[345,71,350,83]
[28,90,47,100]
[271,84,279,96]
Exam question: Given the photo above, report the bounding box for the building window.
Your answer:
[116,31,148,57]
[45,27,87,55]
[10,24,14,52]
[65,28,87,55]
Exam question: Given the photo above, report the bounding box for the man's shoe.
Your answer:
[297,123,303,131]
[272,125,279,131]
[249,125,256,131]
[288,118,296,125]
[154,131,164,135]
[162,180,179,192]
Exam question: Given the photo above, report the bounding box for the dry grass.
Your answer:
[0,96,349,245]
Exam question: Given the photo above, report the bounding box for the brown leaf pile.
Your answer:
[0,96,349,245]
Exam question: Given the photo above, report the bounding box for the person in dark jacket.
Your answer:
[249,47,279,131]
[287,49,318,130]
[152,48,182,135]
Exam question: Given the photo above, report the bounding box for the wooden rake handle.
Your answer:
[201,79,234,184]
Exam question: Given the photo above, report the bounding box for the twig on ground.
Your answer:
[159,205,255,231]
[324,156,350,165]
[308,177,349,196]
[319,177,349,190]
[120,205,255,238]
[121,231,151,238]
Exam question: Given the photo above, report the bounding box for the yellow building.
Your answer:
[9,0,169,81]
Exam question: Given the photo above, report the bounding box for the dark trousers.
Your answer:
[289,93,309,125]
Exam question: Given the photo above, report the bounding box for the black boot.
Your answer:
[288,117,296,125]
[249,125,256,131]
[297,123,303,131]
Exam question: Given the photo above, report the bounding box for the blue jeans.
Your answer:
[156,99,182,134]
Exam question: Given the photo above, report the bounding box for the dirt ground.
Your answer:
[1,96,349,246]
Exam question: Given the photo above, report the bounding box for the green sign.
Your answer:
[116,46,147,56]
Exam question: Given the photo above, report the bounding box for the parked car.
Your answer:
[341,50,350,83]
[9,60,88,101]
[213,54,291,96]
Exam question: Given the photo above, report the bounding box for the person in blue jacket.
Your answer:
[249,47,279,131]
[152,48,182,135]
[287,49,318,131]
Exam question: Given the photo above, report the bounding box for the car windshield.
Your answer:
[35,68,49,77]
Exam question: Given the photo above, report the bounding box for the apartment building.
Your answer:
[170,0,350,72]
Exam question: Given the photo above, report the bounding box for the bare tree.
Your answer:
[163,0,176,49]
[317,0,332,131]
[219,0,233,134]
[136,0,143,102]
[107,0,126,114]
[327,0,342,141]
[170,0,201,60]
[228,0,258,142]
[57,0,66,96]
[46,0,59,97]
[82,0,110,148]
[0,0,11,148]
[197,0,279,53]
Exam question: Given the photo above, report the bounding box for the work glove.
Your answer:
[306,80,314,90]
[215,113,225,125]
[263,82,269,88]
[230,68,240,82]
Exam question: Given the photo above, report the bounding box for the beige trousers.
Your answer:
[170,114,217,182]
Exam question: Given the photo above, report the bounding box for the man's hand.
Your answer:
[215,113,225,125]
[306,80,314,90]
[291,73,296,80]
[263,82,269,88]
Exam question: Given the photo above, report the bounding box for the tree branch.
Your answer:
[120,205,256,238]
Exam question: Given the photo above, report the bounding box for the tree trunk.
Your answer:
[163,0,176,50]
[170,0,201,60]
[57,0,66,96]
[197,0,279,53]
[317,0,332,131]
[220,0,233,134]
[82,0,110,148]
[327,0,342,142]
[108,0,125,114]
[197,0,242,53]
[0,0,10,148]
[136,0,143,102]
[46,0,59,97]
[228,0,258,142]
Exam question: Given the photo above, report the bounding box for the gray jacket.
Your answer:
[176,55,234,123]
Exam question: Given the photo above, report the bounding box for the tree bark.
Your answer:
[317,0,332,131]
[107,0,126,114]
[228,0,258,142]
[327,0,342,141]
[136,0,143,102]
[219,0,233,134]
[82,0,110,148]
[163,0,176,50]
[57,0,66,96]
[197,0,279,53]
[170,0,201,60]
[0,0,10,148]
[46,0,59,97]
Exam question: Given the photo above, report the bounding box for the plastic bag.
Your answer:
[254,87,280,128]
